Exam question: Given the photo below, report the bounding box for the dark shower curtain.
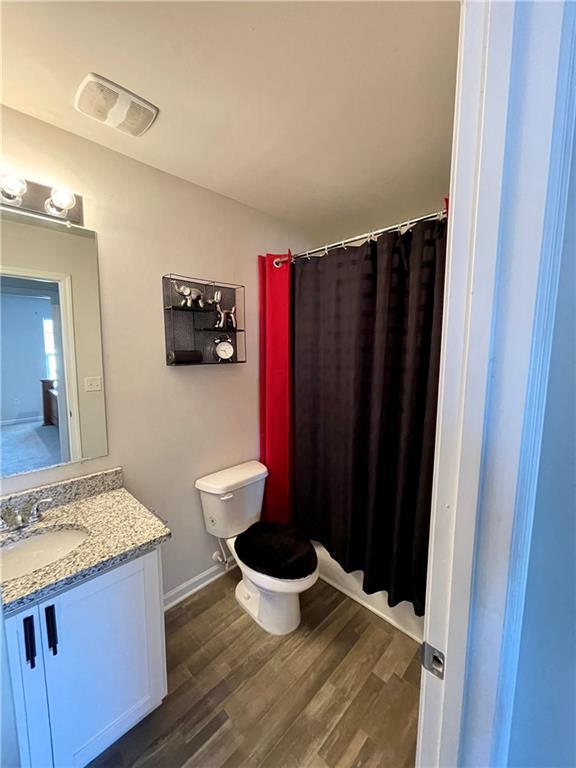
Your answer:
[293,220,446,615]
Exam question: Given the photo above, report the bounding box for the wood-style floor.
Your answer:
[89,571,421,768]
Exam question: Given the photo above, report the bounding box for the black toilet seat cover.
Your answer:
[234,521,318,580]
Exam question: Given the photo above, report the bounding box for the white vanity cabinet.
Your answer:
[5,549,167,768]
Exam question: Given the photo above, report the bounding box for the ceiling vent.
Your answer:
[74,73,158,137]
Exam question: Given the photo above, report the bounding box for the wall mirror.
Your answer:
[1,210,108,477]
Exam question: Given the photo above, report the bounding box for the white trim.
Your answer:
[0,265,82,462]
[458,4,573,764]
[0,416,41,426]
[163,554,423,641]
[318,574,422,644]
[492,4,576,764]
[418,3,575,766]
[162,558,424,641]
[316,544,423,642]
[417,3,516,765]
[163,564,235,611]
[57,274,82,461]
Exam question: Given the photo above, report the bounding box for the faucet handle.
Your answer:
[0,506,23,530]
[29,497,53,523]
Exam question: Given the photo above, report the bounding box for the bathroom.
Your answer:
[1,3,575,768]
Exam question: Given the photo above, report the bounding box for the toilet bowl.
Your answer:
[227,535,318,635]
[195,461,318,635]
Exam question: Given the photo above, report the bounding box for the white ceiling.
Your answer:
[1,1,460,240]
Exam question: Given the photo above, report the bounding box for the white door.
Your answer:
[417,2,575,765]
[5,607,53,768]
[38,552,166,768]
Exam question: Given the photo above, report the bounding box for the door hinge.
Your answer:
[420,641,445,680]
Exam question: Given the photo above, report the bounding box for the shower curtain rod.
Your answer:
[273,208,446,267]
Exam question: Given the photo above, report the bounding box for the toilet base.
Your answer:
[235,576,301,635]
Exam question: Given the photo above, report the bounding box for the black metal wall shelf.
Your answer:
[163,274,246,366]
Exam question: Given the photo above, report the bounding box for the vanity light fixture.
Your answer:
[45,188,77,217]
[0,174,27,206]
[0,177,84,225]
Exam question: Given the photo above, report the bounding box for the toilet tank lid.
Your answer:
[195,461,268,494]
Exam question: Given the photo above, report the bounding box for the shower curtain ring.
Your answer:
[399,220,412,235]
[273,257,283,268]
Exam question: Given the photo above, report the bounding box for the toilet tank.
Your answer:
[195,461,268,539]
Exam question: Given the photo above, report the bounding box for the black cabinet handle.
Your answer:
[23,616,36,669]
[45,605,58,656]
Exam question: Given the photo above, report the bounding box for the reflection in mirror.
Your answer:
[1,211,107,477]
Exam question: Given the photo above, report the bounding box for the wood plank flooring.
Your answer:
[89,572,421,768]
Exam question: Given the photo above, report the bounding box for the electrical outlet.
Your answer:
[84,376,102,392]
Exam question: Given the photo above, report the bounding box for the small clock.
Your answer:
[214,335,234,362]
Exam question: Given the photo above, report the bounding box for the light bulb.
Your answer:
[0,174,27,203]
[50,188,76,211]
[45,188,76,217]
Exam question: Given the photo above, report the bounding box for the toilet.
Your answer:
[195,461,319,635]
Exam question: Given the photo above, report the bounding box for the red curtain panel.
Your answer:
[258,252,293,524]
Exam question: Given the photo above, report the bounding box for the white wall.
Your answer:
[0,293,51,423]
[507,125,576,768]
[1,106,311,597]
[1,108,426,641]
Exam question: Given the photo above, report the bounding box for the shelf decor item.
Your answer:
[163,274,246,366]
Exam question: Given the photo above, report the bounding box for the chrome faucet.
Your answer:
[28,497,53,524]
[0,497,53,532]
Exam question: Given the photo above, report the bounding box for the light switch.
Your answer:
[84,376,102,392]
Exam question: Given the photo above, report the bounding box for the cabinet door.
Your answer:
[39,551,167,768]
[5,607,53,768]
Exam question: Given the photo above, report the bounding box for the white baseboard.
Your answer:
[163,551,423,644]
[163,564,235,611]
[316,545,424,643]
[1,416,41,426]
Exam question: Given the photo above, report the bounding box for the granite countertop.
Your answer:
[1,487,171,616]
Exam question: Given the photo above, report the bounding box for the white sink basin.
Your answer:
[1,528,89,581]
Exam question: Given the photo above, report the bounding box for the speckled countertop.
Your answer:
[1,472,171,616]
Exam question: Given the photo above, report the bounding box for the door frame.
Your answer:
[417,2,576,766]
[0,265,82,463]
